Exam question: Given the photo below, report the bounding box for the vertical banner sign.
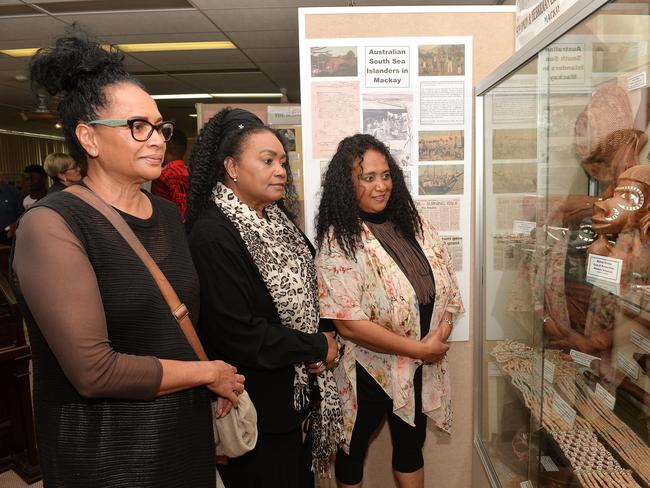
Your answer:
[299,13,472,341]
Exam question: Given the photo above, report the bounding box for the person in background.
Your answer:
[43,152,82,193]
[22,164,48,210]
[12,29,244,487]
[186,107,343,488]
[0,176,23,245]
[152,128,189,218]
[316,134,464,488]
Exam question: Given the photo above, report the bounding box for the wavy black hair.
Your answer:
[29,27,142,169]
[185,108,297,231]
[316,133,422,259]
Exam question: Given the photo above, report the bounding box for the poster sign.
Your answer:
[300,31,472,341]
[515,0,580,50]
[365,46,410,88]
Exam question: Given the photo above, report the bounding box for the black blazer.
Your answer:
[188,204,328,433]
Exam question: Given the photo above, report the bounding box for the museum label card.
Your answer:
[512,220,536,234]
[544,360,555,384]
[616,352,640,380]
[586,254,623,284]
[540,456,559,472]
[570,349,598,368]
[631,330,650,354]
[594,383,616,411]
[552,392,576,428]
[628,71,647,91]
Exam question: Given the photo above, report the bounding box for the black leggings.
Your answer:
[335,363,426,485]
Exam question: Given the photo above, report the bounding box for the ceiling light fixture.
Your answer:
[152,93,283,100]
[151,94,212,100]
[118,41,235,53]
[0,41,236,58]
[210,93,283,99]
[0,48,38,57]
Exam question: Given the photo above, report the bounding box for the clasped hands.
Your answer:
[206,360,246,418]
[420,319,452,364]
[308,331,339,374]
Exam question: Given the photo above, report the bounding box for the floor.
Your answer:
[0,469,42,488]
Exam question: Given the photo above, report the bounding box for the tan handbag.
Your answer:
[66,185,258,458]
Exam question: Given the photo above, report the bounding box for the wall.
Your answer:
[303,8,516,487]
[0,131,66,185]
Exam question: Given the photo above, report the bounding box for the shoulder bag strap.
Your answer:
[65,184,209,362]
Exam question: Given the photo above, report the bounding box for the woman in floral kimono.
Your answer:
[315,134,464,488]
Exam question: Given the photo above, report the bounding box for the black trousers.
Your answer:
[335,363,426,485]
[218,426,313,488]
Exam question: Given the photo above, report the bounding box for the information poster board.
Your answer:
[299,23,473,341]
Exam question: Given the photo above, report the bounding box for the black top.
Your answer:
[12,190,214,488]
[189,203,329,433]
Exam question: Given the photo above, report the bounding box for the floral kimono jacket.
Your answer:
[316,218,464,451]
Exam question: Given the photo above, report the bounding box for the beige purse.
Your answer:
[66,185,258,458]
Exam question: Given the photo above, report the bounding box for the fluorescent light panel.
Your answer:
[0,41,235,57]
[152,93,283,100]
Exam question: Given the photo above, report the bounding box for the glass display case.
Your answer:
[476,1,650,487]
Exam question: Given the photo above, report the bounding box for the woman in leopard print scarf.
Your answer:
[187,108,343,487]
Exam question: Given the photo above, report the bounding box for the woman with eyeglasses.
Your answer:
[43,152,82,193]
[11,29,244,487]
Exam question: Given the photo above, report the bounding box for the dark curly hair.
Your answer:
[316,133,422,258]
[29,27,142,170]
[185,107,297,231]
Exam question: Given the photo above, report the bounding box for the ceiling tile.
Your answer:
[171,72,278,92]
[0,16,66,42]
[100,31,228,44]
[59,11,216,35]
[192,0,344,8]
[226,30,298,48]
[203,7,298,32]
[241,47,298,63]
[128,49,253,69]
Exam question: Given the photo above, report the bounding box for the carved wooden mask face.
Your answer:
[592,178,648,235]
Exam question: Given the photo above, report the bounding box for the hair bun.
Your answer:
[29,28,127,96]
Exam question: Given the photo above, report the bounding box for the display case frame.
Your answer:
[474,1,650,486]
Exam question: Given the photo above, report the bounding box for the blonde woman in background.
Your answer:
[44,152,82,193]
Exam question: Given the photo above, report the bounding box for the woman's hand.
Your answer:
[438,313,454,342]
[419,328,450,363]
[308,331,338,374]
[206,360,245,407]
[214,396,234,418]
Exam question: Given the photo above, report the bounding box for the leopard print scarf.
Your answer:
[212,183,342,475]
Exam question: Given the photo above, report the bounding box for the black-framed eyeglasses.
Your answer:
[87,118,175,142]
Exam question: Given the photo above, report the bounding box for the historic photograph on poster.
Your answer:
[312,81,360,159]
[311,46,358,77]
[420,80,464,125]
[441,235,463,271]
[418,164,464,195]
[414,198,460,232]
[277,128,296,152]
[492,128,537,160]
[418,44,465,76]
[492,162,537,193]
[418,130,464,161]
[363,93,413,166]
